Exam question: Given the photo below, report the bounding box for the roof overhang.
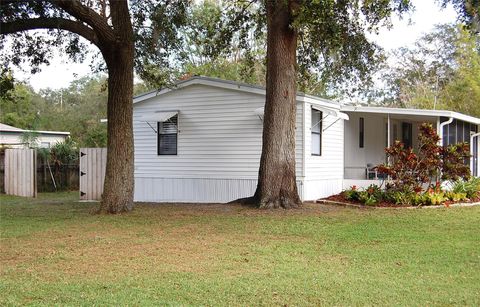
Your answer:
[254,105,348,121]
[133,77,267,104]
[341,106,480,125]
[132,76,343,113]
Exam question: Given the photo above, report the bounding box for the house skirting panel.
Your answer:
[135,177,305,203]
[303,179,343,201]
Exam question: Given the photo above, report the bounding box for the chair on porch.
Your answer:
[366,163,378,180]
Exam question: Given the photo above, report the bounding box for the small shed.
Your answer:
[0,123,70,148]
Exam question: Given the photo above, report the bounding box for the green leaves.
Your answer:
[371,23,480,115]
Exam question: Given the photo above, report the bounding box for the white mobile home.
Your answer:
[133,76,480,203]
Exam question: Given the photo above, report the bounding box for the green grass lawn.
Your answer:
[1,192,479,306]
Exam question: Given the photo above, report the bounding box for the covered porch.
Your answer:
[341,106,480,181]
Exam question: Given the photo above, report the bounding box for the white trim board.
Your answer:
[341,106,480,125]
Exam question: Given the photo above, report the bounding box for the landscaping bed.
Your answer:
[323,177,480,208]
[322,191,480,208]
[328,124,480,208]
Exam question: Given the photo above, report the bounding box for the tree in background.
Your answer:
[0,81,42,129]
[143,0,341,98]
[38,76,108,147]
[372,24,480,117]
[1,0,189,213]
[441,25,480,117]
[438,0,480,33]
[139,1,267,89]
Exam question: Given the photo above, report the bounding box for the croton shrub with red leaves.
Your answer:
[376,123,471,192]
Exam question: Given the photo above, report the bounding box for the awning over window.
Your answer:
[254,106,349,120]
[141,111,178,122]
[312,107,349,120]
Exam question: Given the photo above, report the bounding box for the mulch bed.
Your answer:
[319,193,480,209]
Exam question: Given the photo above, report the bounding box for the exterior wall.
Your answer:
[302,103,345,201]
[344,112,387,179]
[135,177,304,203]
[0,132,67,148]
[133,84,305,203]
[36,134,68,148]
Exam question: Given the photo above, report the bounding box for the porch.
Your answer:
[342,107,480,180]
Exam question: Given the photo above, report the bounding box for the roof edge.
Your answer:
[341,105,480,125]
[133,76,341,108]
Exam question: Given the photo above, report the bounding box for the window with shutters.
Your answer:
[157,115,178,155]
[311,108,322,156]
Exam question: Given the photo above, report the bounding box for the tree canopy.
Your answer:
[0,0,192,213]
[370,23,480,117]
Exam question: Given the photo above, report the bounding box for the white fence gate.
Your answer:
[79,148,107,201]
[4,148,37,197]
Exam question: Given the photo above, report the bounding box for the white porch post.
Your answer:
[436,118,441,145]
[471,131,480,177]
[387,114,391,148]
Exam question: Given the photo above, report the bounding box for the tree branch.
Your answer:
[0,17,100,46]
[109,0,133,41]
[49,0,115,43]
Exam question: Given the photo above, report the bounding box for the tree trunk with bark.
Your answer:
[98,44,135,213]
[252,0,301,209]
[98,2,135,213]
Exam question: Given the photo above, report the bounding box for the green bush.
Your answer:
[452,177,480,199]
[343,184,383,205]
[343,186,360,201]
[50,138,78,166]
[445,191,468,202]
[423,191,447,206]
[385,190,416,206]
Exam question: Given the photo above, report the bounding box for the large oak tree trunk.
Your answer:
[97,0,135,214]
[98,44,135,213]
[252,0,301,209]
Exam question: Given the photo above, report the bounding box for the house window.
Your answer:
[402,122,413,148]
[311,108,322,156]
[157,115,178,155]
[359,117,364,148]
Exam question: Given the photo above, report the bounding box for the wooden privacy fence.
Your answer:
[4,148,37,197]
[79,148,107,201]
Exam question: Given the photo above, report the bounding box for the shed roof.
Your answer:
[0,123,70,135]
[0,123,24,132]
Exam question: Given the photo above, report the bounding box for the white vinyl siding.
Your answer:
[133,84,304,182]
[303,103,344,200]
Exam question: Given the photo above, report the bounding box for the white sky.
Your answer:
[13,0,457,91]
